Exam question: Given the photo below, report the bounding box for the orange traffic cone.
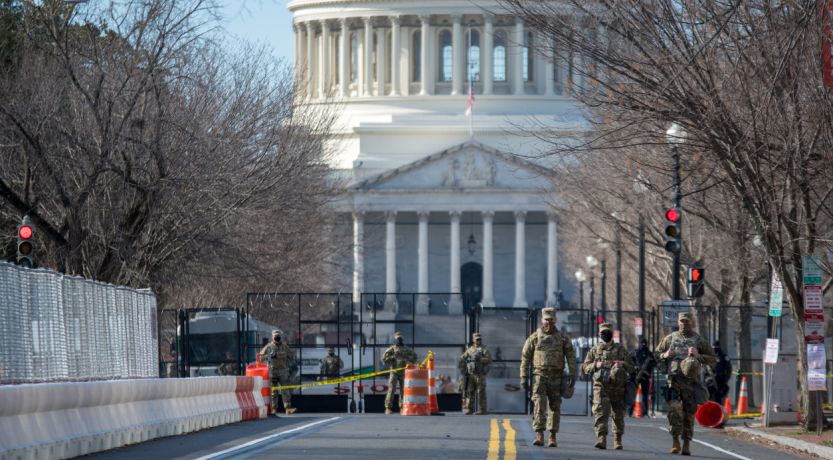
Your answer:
[724,396,732,415]
[736,376,749,415]
[633,384,644,418]
[427,353,440,414]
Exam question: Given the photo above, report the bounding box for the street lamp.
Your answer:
[633,175,649,332]
[576,270,587,336]
[586,255,599,325]
[666,122,687,300]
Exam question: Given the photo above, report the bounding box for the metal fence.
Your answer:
[0,261,158,384]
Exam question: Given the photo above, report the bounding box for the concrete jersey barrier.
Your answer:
[0,376,266,460]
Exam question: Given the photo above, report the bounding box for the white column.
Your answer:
[376,23,386,96]
[513,19,524,95]
[339,18,349,97]
[546,212,558,307]
[483,15,494,95]
[385,211,397,294]
[541,32,554,95]
[363,17,373,96]
[306,22,315,98]
[449,211,462,314]
[513,211,528,308]
[417,211,430,313]
[294,24,302,83]
[419,14,430,95]
[451,14,462,95]
[319,21,330,97]
[352,211,364,304]
[390,16,401,96]
[481,211,495,308]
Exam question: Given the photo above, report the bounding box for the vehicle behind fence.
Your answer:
[0,261,158,383]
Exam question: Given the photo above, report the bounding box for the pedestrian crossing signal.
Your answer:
[687,265,704,298]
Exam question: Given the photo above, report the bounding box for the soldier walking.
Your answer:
[382,331,417,415]
[258,330,297,416]
[520,307,576,448]
[582,323,635,450]
[656,312,715,455]
[318,347,343,380]
[461,332,492,415]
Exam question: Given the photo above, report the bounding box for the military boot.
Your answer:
[547,432,557,447]
[285,407,297,415]
[475,410,487,415]
[533,431,545,446]
[594,434,606,449]
[384,408,393,415]
[681,439,691,456]
[670,437,681,454]
[614,434,623,450]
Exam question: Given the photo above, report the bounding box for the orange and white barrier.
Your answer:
[427,354,439,414]
[401,365,430,416]
[633,384,644,418]
[736,376,749,415]
[0,376,266,460]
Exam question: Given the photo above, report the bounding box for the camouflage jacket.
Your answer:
[382,344,417,370]
[655,331,716,378]
[319,355,344,376]
[259,341,294,372]
[581,342,635,387]
[461,345,493,375]
[520,328,576,379]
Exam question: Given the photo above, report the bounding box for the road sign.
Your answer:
[804,285,823,314]
[769,272,783,317]
[805,312,825,343]
[661,300,689,328]
[764,338,779,364]
[803,255,822,286]
[634,317,643,336]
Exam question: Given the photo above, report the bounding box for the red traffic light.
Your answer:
[597,316,603,324]
[665,209,680,222]
[690,268,701,282]
[18,225,33,239]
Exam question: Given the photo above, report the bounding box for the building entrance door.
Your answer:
[461,262,482,311]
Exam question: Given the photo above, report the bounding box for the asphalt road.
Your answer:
[88,413,808,460]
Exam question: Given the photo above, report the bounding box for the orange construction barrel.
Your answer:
[246,357,271,411]
[401,365,430,416]
[695,400,728,428]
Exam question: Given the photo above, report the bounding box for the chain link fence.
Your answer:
[0,261,158,384]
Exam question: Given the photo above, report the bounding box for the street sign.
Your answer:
[764,338,779,364]
[661,300,689,328]
[769,272,783,317]
[808,344,827,391]
[634,317,643,336]
[804,285,823,314]
[805,312,825,343]
[803,255,823,286]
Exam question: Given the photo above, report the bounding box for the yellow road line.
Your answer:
[502,419,516,460]
[487,418,500,460]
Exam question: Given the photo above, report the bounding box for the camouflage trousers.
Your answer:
[269,370,293,411]
[385,371,405,409]
[464,374,487,412]
[667,379,697,440]
[531,374,563,433]
[592,385,626,436]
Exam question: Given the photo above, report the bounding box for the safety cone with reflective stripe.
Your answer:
[724,396,732,416]
[633,384,644,418]
[427,353,440,414]
[736,376,749,415]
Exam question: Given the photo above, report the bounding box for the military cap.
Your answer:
[678,312,693,322]
[541,307,555,319]
[271,329,281,337]
[472,332,482,340]
[599,322,613,332]
[394,331,403,339]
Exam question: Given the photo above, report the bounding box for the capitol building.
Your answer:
[287,0,587,312]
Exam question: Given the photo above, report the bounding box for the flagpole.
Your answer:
[468,27,473,138]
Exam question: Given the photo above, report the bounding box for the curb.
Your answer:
[726,426,833,459]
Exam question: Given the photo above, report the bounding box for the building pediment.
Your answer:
[350,141,553,192]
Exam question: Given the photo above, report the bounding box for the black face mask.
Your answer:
[396,338,404,346]
[713,347,722,356]
[274,336,281,343]
[600,331,613,343]
[328,352,334,356]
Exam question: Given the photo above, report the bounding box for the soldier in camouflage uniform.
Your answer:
[258,330,297,415]
[520,307,577,448]
[382,331,418,415]
[318,347,343,380]
[461,332,492,415]
[656,312,715,455]
[582,323,635,450]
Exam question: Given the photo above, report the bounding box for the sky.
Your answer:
[219,0,295,64]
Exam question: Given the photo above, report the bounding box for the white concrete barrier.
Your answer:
[0,376,265,460]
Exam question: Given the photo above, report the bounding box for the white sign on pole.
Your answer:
[764,338,780,364]
[634,318,643,336]
[662,300,689,328]
[805,313,825,343]
[804,285,823,314]
[769,272,784,317]
[803,255,823,286]
[808,370,827,391]
[807,344,827,391]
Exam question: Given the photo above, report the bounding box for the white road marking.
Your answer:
[195,417,341,460]
[660,427,752,460]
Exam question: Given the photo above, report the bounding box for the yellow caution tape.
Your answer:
[734,372,764,377]
[729,412,762,419]
[271,351,434,391]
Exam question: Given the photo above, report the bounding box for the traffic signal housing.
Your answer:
[687,265,705,298]
[16,216,34,268]
[664,208,681,253]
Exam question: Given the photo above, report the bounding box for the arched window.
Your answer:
[523,32,533,81]
[466,29,480,82]
[438,30,452,82]
[350,32,359,83]
[493,30,506,82]
[412,30,421,82]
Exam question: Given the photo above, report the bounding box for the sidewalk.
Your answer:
[726,423,833,459]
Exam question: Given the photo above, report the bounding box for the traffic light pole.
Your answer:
[600,258,607,322]
[638,215,646,333]
[671,145,682,300]
[615,240,622,333]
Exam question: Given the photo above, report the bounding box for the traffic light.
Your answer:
[663,208,681,253]
[687,265,705,298]
[16,215,34,268]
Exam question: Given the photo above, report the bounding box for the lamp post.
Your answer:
[576,269,587,335]
[666,122,687,300]
[615,237,622,333]
[586,255,599,327]
[600,258,607,322]
[633,175,649,336]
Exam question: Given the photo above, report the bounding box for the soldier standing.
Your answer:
[382,331,417,415]
[656,312,715,455]
[629,337,656,416]
[582,323,635,450]
[318,347,343,380]
[258,330,297,416]
[520,307,577,448]
[461,332,492,415]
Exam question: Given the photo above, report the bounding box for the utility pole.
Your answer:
[638,215,646,335]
